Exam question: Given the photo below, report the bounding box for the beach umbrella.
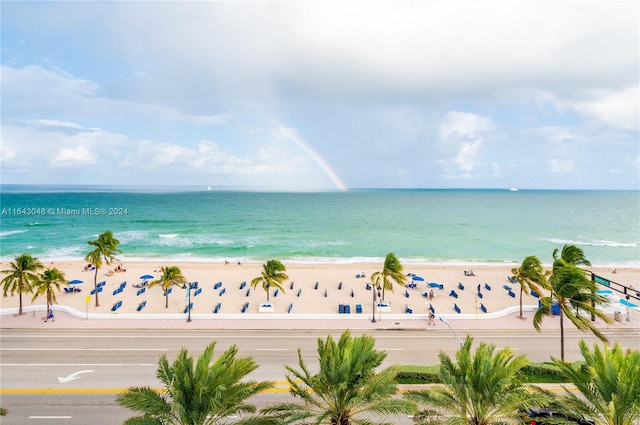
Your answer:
[69,279,84,284]
[140,274,154,280]
[412,276,425,281]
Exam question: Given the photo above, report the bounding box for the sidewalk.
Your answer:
[2,304,639,331]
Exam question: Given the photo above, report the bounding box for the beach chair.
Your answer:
[290,281,294,290]
[480,303,487,313]
[503,284,511,291]
[194,288,202,296]
[297,289,302,297]
[405,290,409,298]
[458,282,464,290]
[314,282,319,290]
[213,303,221,314]
[97,281,106,288]
[137,288,145,296]
[484,283,491,291]
[477,291,483,299]
[339,304,345,314]
[405,306,413,314]
[90,289,96,295]
[355,304,362,313]
[338,281,342,290]
[219,288,225,296]
[429,304,435,314]
[344,304,350,314]
[239,281,245,290]
[288,303,293,313]
[64,287,73,293]
[166,288,172,295]
[113,288,120,296]
[245,289,250,296]
[454,304,461,314]
[111,302,120,312]
[351,289,354,297]
[449,290,458,298]
[241,302,249,313]
[97,287,103,293]
[531,290,540,298]
[137,301,147,311]
[183,303,193,313]
[508,290,516,298]
[274,289,279,297]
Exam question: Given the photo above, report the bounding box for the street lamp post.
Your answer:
[371,284,377,323]
[439,316,463,347]
[182,282,192,322]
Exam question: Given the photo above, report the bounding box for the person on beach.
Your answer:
[429,289,434,301]
[428,312,435,325]
[44,309,54,322]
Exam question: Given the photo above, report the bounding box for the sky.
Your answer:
[1,1,638,191]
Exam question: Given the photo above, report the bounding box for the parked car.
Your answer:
[524,408,595,425]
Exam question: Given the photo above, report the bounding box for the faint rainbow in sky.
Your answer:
[278,127,348,192]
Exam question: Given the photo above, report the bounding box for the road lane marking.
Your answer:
[1,363,154,366]
[1,348,167,351]
[29,416,72,419]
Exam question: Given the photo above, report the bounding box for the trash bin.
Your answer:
[614,311,622,322]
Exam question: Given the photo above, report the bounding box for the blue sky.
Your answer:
[1,1,638,191]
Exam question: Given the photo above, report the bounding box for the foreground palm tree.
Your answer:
[534,262,612,361]
[1,253,44,315]
[262,330,417,424]
[511,255,548,319]
[85,230,121,307]
[371,252,407,302]
[542,340,640,425]
[553,244,592,268]
[117,342,274,425]
[31,268,66,318]
[405,335,549,425]
[149,266,186,309]
[250,259,288,302]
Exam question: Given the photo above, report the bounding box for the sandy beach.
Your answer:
[1,261,638,322]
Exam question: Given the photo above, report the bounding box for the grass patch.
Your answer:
[395,362,579,384]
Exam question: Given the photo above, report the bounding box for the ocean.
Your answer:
[0,186,638,267]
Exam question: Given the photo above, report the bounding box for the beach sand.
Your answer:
[1,261,637,321]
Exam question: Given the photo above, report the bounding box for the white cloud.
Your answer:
[548,159,576,174]
[51,145,97,167]
[439,111,495,174]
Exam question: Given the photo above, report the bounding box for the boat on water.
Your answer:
[509,187,519,192]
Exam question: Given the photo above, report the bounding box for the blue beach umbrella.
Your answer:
[140,274,154,280]
[69,279,83,285]
[412,276,425,281]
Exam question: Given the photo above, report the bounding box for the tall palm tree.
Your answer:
[533,263,612,361]
[545,340,640,425]
[371,252,407,302]
[405,335,549,425]
[1,253,44,315]
[250,259,288,302]
[31,267,66,318]
[85,230,121,307]
[117,342,275,425]
[262,330,417,424]
[511,255,549,319]
[149,266,186,309]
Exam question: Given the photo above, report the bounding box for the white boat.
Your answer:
[509,187,519,192]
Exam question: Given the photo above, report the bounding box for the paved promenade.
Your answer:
[2,303,639,332]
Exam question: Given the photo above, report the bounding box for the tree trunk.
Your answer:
[94,267,100,307]
[18,291,24,315]
[519,288,524,318]
[560,310,565,361]
[165,290,169,308]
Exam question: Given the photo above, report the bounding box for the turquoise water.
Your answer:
[1,186,638,266]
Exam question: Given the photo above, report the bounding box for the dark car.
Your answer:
[525,408,595,425]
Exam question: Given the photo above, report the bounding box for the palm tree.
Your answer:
[545,340,640,425]
[371,252,407,302]
[117,342,275,425]
[405,335,549,425]
[533,263,612,361]
[553,244,592,267]
[85,230,121,307]
[262,330,417,424]
[149,266,186,309]
[31,267,66,318]
[1,253,44,315]
[250,259,288,302]
[511,255,549,319]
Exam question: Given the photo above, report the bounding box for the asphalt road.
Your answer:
[2,328,639,424]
